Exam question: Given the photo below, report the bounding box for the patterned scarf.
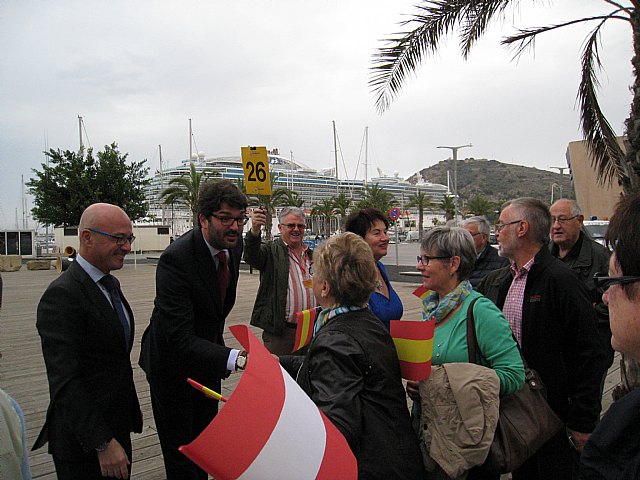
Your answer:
[313,305,367,336]
[422,280,473,324]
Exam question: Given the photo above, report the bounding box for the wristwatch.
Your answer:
[235,350,248,371]
[95,439,111,452]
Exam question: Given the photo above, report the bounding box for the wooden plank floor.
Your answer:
[0,265,620,479]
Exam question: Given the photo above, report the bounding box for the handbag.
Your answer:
[466,297,564,474]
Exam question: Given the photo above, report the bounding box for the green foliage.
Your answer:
[331,192,353,230]
[406,191,432,240]
[311,199,335,235]
[440,195,456,221]
[356,184,394,213]
[27,143,149,227]
[161,162,217,227]
[466,194,495,217]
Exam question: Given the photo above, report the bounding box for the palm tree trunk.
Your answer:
[618,6,640,397]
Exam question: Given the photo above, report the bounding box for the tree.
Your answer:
[357,183,394,213]
[27,143,149,227]
[466,194,495,217]
[331,192,353,231]
[406,191,433,241]
[440,195,456,221]
[160,162,217,227]
[370,1,639,193]
[312,199,335,235]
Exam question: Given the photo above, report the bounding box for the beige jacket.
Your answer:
[418,363,500,479]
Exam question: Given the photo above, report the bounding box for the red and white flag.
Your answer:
[179,325,357,479]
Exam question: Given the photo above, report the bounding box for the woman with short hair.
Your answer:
[345,208,402,330]
[281,232,424,480]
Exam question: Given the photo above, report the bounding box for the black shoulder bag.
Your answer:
[466,298,563,474]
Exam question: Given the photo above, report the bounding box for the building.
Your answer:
[565,138,625,219]
[145,150,450,236]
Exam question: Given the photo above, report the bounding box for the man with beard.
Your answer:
[140,180,249,479]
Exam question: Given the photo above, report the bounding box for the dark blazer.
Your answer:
[33,260,142,459]
[469,243,509,289]
[139,226,242,397]
[478,247,608,433]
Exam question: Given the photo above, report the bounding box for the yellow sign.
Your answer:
[241,146,271,196]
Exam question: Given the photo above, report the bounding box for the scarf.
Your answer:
[422,280,473,324]
[313,305,366,336]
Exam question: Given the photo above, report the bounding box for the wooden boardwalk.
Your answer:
[0,264,620,479]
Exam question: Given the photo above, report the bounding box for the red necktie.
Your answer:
[216,250,228,304]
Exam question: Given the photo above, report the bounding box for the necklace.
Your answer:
[375,279,383,291]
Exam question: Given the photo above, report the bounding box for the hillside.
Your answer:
[409,158,575,205]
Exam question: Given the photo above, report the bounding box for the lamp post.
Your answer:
[437,144,472,220]
[549,166,568,200]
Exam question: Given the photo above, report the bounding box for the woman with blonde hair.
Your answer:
[281,232,424,480]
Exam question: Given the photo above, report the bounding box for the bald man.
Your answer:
[33,203,142,479]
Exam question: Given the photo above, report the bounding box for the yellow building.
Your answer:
[565,138,625,219]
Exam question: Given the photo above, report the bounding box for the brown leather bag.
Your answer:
[466,298,564,474]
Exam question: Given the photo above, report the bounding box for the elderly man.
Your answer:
[461,216,509,288]
[244,206,316,355]
[34,203,142,479]
[478,197,607,480]
[580,192,640,479]
[550,199,612,366]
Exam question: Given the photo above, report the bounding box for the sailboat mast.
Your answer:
[364,126,368,186]
[333,120,338,194]
[189,118,193,162]
[159,144,165,225]
[78,115,84,157]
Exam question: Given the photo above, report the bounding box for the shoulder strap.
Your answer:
[466,297,480,364]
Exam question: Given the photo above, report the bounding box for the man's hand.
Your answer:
[97,438,130,479]
[567,428,591,453]
[406,380,420,401]
[251,209,267,236]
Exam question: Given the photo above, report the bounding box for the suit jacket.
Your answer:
[139,227,242,397]
[33,260,142,459]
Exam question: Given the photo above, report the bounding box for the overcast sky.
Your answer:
[0,0,633,229]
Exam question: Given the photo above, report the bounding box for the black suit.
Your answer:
[139,227,242,479]
[34,260,142,479]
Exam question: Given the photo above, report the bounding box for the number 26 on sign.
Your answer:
[241,146,272,196]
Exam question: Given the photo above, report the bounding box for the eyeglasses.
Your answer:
[211,214,250,227]
[495,219,523,232]
[551,215,578,225]
[417,255,451,266]
[469,232,483,237]
[87,228,135,246]
[593,272,640,293]
[281,223,306,230]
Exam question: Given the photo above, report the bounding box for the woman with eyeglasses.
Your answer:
[345,208,403,331]
[408,226,524,479]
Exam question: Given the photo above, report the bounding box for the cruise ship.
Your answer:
[146,149,450,235]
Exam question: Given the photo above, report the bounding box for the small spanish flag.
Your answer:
[292,307,321,352]
[390,319,435,381]
[412,285,430,300]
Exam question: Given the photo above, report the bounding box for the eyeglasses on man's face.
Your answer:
[593,272,640,294]
[210,213,250,227]
[494,219,523,232]
[281,223,306,230]
[416,254,451,266]
[87,228,135,246]
[551,215,579,225]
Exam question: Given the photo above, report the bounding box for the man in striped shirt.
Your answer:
[245,206,317,355]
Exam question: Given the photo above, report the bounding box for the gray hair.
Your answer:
[278,207,305,223]
[461,216,490,235]
[420,226,477,281]
[551,199,582,217]
[502,197,551,245]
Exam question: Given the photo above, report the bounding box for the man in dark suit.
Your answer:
[34,203,142,479]
[461,215,509,288]
[139,180,249,479]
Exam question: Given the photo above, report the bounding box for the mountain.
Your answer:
[408,158,574,205]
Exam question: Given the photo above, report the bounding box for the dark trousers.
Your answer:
[512,428,579,480]
[52,436,132,480]
[150,383,218,480]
